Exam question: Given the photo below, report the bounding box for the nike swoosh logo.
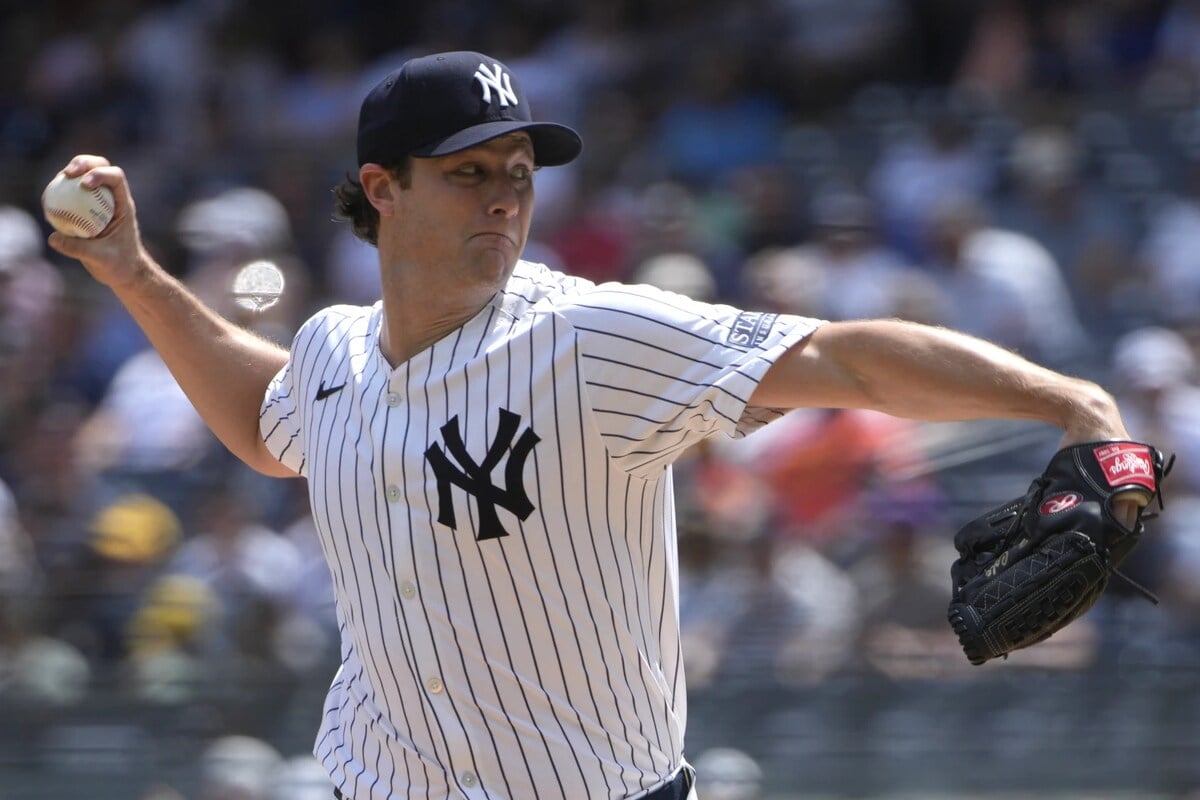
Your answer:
[315,380,346,401]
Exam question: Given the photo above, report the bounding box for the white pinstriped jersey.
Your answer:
[260,260,821,800]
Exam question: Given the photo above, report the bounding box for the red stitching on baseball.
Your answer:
[91,188,114,216]
[47,208,101,235]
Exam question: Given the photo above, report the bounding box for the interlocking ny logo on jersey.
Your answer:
[474,63,518,107]
[425,409,540,540]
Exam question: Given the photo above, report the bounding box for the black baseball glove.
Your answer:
[947,440,1172,665]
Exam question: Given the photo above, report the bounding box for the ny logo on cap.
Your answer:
[474,63,519,107]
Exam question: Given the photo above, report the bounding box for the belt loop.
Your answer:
[681,764,696,797]
[643,766,692,800]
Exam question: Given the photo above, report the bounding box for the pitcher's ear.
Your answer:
[360,164,396,217]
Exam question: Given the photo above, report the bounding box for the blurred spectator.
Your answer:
[271,754,335,800]
[165,479,303,665]
[175,186,293,264]
[796,186,942,323]
[174,184,311,331]
[1157,0,1200,85]
[676,439,775,688]
[115,0,215,156]
[922,190,1088,366]
[0,205,65,423]
[994,124,1139,340]
[24,26,154,158]
[544,186,637,285]
[1137,156,1200,326]
[956,0,1034,96]
[739,246,828,317]
[690,746,764,800]
[268,28,360,149]
[0,474,86,705]
[6,398,94,580]
[323,225,382,306]
[633,251,718,302]
[674,437,864,688]
[869,101,994,259]
[628,181,745,295]
[647,48,787,188]
[59,492,184,663]
[1024,2,1168,92]
[768,537,862,686]
[74,347,219,516]
[768,0,908,109]
[0,205,62,342]
[845,494,963,679]
[138,785,187,800]
[0,470,37,607]
[736,407,932,547]
[272,484,338,677]
[719,164,807,256]
[0,467,89,709]
[1156,495,1200,631]
[198,734,285,800]
[125,573,217,704]
[0,630,91,706]
[677,523,860,690]
[521,0,641,130]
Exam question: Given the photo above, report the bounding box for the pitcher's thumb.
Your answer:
[47,231,93,260]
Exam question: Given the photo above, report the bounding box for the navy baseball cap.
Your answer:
[356,51,582,167]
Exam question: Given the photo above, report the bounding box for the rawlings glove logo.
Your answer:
[1093,443,1155,493]
[1040,491,1082,516]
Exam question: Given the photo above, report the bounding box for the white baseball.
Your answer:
[41,172,115,239]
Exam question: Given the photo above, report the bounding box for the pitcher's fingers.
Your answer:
[77,165,135,222]
[1113,497,1141,529]
[62,154,113,178]
[78,165,127,193]
[47,230,96,259]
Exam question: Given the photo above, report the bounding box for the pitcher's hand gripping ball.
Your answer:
[41,172,115,238]
[948,440,1173,665]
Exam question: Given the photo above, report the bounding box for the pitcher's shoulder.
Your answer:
[291,302,379,352]
[502,260,598,310]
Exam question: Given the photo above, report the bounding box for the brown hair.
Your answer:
[332,158,412,246]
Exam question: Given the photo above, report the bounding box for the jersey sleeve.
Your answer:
[561,283,823,474]
[260,358,306,477]
[259,315,327,478]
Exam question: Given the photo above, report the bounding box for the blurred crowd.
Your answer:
[4,1,1200,797]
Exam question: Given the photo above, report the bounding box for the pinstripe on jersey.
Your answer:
[260,260,822,800]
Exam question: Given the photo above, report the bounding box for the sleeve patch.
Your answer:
[727,312,778,350]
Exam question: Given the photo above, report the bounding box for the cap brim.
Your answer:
[412,121,582,167]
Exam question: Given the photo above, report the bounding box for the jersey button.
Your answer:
[385,392,402,407]
[400,581,416,599]
[426,677,444,694]
[386,485,401,502]
[460,771,477,788]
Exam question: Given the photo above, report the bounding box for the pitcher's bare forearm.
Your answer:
[112,257,293,476]
[753,319,1129,447]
